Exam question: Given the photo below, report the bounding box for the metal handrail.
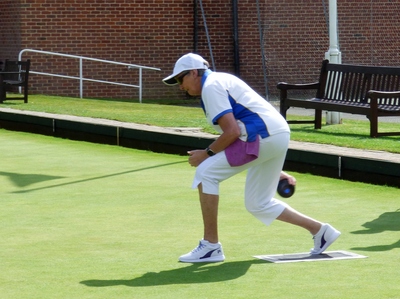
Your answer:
[19,49,161,103]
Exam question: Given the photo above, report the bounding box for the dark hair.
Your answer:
[197,69,207,76]
[197,60,210,76]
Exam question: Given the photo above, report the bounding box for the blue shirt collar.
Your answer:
[200,69,213,114]
[201,69,213,89]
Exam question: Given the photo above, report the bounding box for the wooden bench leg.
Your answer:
[0,78,4,103]
[280,106,287,119]
[369,99,379,137]
[23,87,28,103]
[315,109,322,129]
[370,115,378,137]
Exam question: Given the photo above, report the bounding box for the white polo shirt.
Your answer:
[201,70,290,142]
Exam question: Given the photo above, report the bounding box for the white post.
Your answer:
[79,58,83,99]
[325,0,342,125]
[139,68,142,103]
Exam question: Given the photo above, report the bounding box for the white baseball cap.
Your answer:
[162,53,209,85]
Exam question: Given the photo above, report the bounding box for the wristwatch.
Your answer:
[205,147,215,156]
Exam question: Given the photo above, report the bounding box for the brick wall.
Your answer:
[0,0,22,59]
[262,0,329,98]
[1,0,399,101]
[20,0,198,100]
[339,0,400,66]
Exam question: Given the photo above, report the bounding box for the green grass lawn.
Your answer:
[1,94,399,153]
[1,129,399,298]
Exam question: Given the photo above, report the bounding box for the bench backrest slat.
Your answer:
[319,60,400,105]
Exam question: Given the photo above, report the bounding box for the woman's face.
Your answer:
[176,70,202,96]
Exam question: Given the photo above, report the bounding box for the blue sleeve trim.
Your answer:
[212,109,233,125]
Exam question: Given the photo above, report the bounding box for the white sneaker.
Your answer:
[179,240,225,263]
[310,223,341,255]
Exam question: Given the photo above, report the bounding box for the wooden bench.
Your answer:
[0,59,31,103]
[277,60,400,137]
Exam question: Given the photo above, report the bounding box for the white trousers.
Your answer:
[192,132,290,226]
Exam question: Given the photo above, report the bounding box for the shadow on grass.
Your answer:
[290,126,369,139]
[80,259,266,287]
[0,171,65,188]
[0,102,20,106]
[350,209,400,252]
[11,161,186,194]
[290,125,400,141]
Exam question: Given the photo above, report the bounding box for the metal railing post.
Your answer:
[79,58,83,99]
[139,68,142,103]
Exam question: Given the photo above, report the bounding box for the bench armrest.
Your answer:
[0,71,22,74]
[277,81,319,91]
[367,90,400,99]
[367,90,400,118]
[278,82,320,117]
[0,71,23,80]
[368,90,400,107]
